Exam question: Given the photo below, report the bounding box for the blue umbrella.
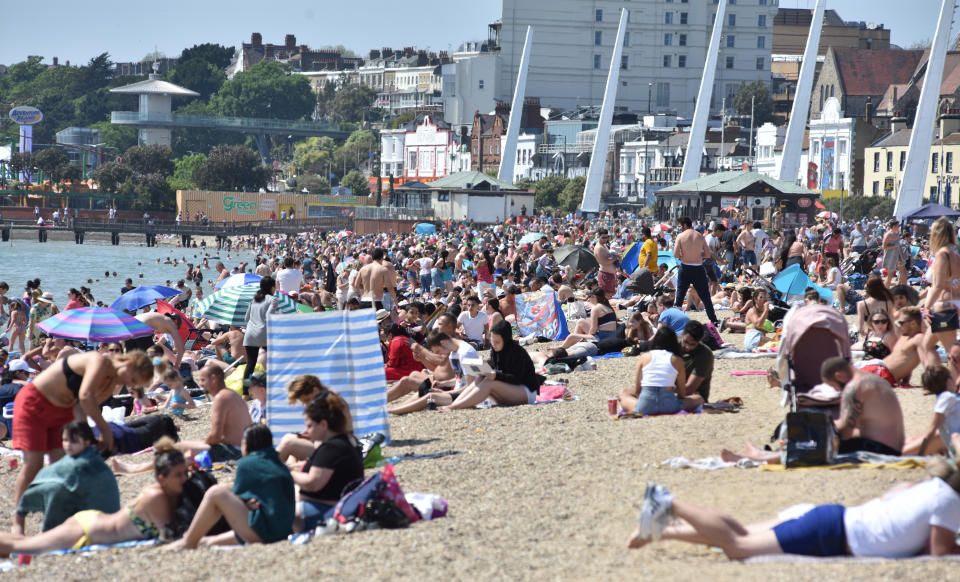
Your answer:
[38,308,154,342]
[415,222,436,235]
[772,264,831,301]
[215,273,263,290]
[519,232,545,246]
[621,242,640,273]
[110,285,181,312]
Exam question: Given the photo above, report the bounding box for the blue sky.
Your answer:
[0,0,952,66]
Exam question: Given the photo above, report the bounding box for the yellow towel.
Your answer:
[759,458,927,472]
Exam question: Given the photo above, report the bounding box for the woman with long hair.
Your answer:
[924,216,960,354]
[618,326,697,416]
[242,276,276,386]
[560,287,618,348]
[857,273,896,337]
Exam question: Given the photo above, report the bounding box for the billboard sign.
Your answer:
[9,106,43,125]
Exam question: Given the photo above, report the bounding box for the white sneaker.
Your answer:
[638,482,674,541]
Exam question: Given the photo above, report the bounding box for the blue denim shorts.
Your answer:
[299,499,335,531]
[773,504,848,557]
[634,386,684,415]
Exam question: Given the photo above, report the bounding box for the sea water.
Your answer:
[0,238,259,308]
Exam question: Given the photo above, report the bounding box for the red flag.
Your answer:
[814,200,826,210]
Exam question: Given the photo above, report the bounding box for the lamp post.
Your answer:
[648,82,654,115]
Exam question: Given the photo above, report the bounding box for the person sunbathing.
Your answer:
[167,424,294,549]
[627,460,960,559]
[724,370,905,463]
[0,438,187,556]
[902,365,960,456]
[388,331,481,415]
[855,306,933,385]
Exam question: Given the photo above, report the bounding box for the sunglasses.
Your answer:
[895,320,909,327]
[871,318,889,324]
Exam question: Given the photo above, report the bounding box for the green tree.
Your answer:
[93,162,133,192]
[91,121,138,152]
[6,56,47,85]
[169,99,243,157]
[167,59,226,101]
[531,175,568,209]
[388,112,416,130]
[8,152,36,184]
[179,43,235,70]
[341,170,370,196]
[559,176,587,212]
[299,175,331,194]
[33,148,70,182]
[334,129,379,175]
[194,145,270,191]
[733,81,774,126]
[325,84,377,123]
[211,61,314,120]
[70,53,113,96]
[293,136,337,175]
[822,195,895,221]
[166,153,206,190]
[124,145,174,176]
[513,178,535,191]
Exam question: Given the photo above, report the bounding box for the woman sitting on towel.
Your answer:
[0,437,187,556]
[168,424,294,548]
[437,320,545,411]
[560,288,618,349]
[293,391,364,533]
[618,327,702,416]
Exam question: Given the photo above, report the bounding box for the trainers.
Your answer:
[638,482,674,541]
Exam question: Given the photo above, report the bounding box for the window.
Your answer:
[726,35,735,48]
[621,55,629,70]
[656,82,670,108]
[726,56,734,69]
[595,9,602,21]
[663,55,672,67]
[873,181,880,195]
[933,152,940,173]
[679,34,687,46]
[478,79,484,90]
[595,31,602,46]
[624,32,630,47]
[758,14,766,27]
[900,151,906,170]
[680,12,688,24]
[678,55,687,68]
[664,33,672,46]
[409,151,417,169]
[594,54,601,69]
[665,12,673,24]
[948,152,954,173]
[838,140,846,155]
[759,0,767,4]
[757,36,765,49]
[886,151,893,171]
[728,13,736,26]
[756,57,764,70]
[873,152,880,172]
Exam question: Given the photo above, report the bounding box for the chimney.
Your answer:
[52,56,58,66]
[369,49,381,60]
[890,116,907,134]
[865,96,872,125]
[265,47,274,59]
[251,32,262,47]
[382,47,393,58]
[285,34,296,50]
[940,111,960,138]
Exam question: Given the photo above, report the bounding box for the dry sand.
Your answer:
[0,312,953,581]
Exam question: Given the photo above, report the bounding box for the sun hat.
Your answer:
[376,309,391,322]
[36,292,54,304]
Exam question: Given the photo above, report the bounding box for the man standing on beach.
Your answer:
[673,216,719,325]
[594,229,618,297]
[357,248,392,310]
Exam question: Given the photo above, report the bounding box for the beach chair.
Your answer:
[3,402,13,437]
[776,304,851,415]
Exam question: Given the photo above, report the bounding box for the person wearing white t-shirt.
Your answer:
[457,295,489,348]
[903,365,960,456]
[628,469,960,558]
[274,257,303,294]
[387,331,481,415]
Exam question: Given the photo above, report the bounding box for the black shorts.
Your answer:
[358,300,383,310]
[703,259,719,282]
[124,335,155,353]
[838,437,901,457]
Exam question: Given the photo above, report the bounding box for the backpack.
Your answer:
[332,464,419,529]
[702,322,723,350]
[166,470,229,539]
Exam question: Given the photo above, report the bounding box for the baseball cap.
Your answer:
[242,370,267,389]
[8,358,37,374]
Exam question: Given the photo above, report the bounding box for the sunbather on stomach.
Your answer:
[0,438,186,556]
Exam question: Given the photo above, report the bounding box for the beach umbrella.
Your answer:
[553,245,598,272]
[655,252,679,270]
[38,307,154,342]
[772,264,832,301]
[214,273,263,290]
[519,232,545,246]
[621,242,641,274]
[720,206,739,214]
[415,223,437,235]
[816,211,838,220]
[110,285,181,312]
[193,284,298,327]
[336,230,353,241]
[650,223,672,234]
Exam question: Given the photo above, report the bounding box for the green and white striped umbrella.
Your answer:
[193,284,299,327]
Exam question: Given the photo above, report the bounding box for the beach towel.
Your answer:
[514,290,569,341]
[266,310,390,446]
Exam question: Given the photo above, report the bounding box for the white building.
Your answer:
[807,97,854,193]
[399,116,460,183]
[513,133,540,183]
[380,128,406,179]
[755,122,787,179]
[443,44,500,128]
[497,0,777,117]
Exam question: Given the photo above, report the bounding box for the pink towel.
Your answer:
[729,371,768,376]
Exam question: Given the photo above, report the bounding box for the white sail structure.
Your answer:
[778,0,825,183]
[680,0,727,183]
[580,8,628,214]
[894,0,956,219]
[498,26,534,184]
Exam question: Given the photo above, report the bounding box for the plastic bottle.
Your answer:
[374,456,401,468]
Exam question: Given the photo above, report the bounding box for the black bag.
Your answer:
[931,307,960,332]
[364,498,410,529]
[779,411,837,468]
[166,469,230,539]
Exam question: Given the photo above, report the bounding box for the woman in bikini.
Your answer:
[560,288,618,349]
[0,438,187,556]
[859,311,898,361]
[924,217,960,354]
[857,274,896,337]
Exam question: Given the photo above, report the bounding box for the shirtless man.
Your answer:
[190,365,251,461]
[209,326,245,365]
[386,314,458,401]
[594,229,618,298]
[857,306,933,385]
[356,248,390,310]
[736,226,757,270]
[131,312,185,367]
[672,216,719,325]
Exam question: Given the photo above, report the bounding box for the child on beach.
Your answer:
[5,301,27,354]
[902,365,960,457]
[130,386,158,416]
[158,367,195,416]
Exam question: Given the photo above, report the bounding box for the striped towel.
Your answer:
[266,310,390,446]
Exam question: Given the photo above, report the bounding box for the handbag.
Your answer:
[931,258,960,332]
[166,469,230,539]
[779,411,837,468]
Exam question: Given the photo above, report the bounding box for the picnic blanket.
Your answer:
[266,310,390,446]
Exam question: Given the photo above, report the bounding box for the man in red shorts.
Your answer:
[594,229,618,297]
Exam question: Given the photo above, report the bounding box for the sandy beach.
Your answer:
[0,312,952,581]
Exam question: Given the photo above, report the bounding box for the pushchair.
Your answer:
[626,266,676,313]
[775,304,851,416]
[742,267,791,324]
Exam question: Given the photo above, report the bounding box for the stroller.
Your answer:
[625,266,676,313]
[775,304,851,416]
[742,267,791,324]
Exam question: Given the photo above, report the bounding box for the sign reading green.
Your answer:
[222,196,258,215]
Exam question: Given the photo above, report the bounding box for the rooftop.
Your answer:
[831,48,924,97]
[658,171,815,196]
[109,78,199,97]
[426,171,518,190]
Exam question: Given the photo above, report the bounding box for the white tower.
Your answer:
[498,26,533,184]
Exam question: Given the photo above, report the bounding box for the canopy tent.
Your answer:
[903,203,960,220]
